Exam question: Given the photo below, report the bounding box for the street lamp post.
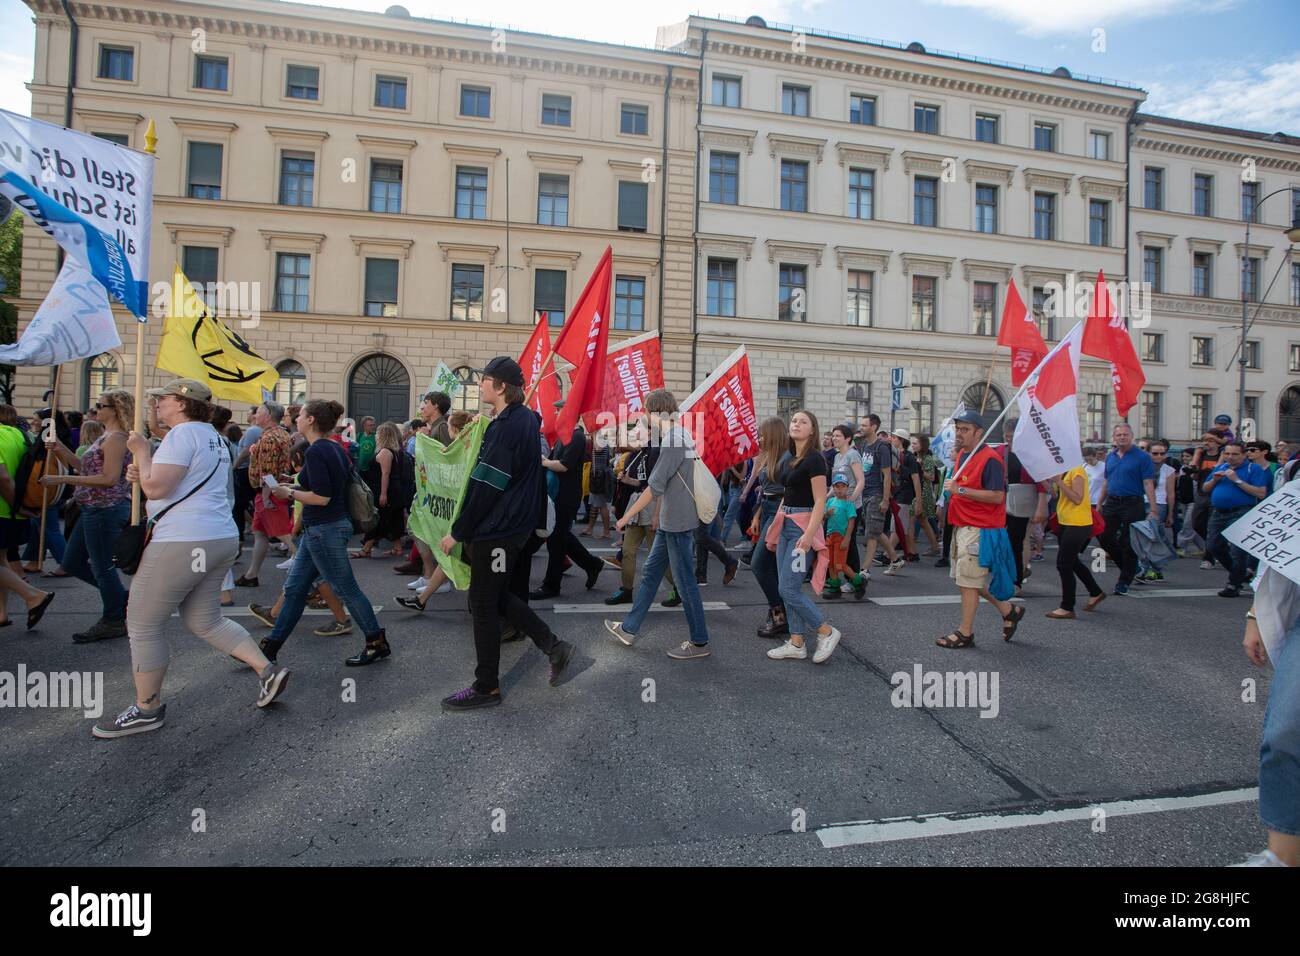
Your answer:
[1239,188,1300,434]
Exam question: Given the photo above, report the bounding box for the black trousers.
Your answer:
[1056,524,1102,612]
[1006,515,1029,587]
[695,521,729,580]
[512,530,545,600]
[233,467,253,538]
[468,532,559,694]
[542,503,602,593]
[1099,496,1145,586]
[942,509,955,557]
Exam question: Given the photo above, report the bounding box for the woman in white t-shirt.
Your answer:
[92,379,291,740]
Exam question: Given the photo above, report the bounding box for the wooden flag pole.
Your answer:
[979,351,997,415]
[132,119,157,527]
[35,363,62,569]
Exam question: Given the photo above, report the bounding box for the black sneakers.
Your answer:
[441,686,502,712]
[92,704,166,739]
[548,640,575,686]
[72,619,127,644]
[604,588,634,605]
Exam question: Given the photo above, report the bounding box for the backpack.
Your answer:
[395,446,416,510]
[11,432,66,515]
[678,455,722,524]
[326,440,376,533]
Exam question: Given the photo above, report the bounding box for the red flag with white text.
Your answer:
[600,330,663,423]
[997,279,1049,386]
[1013,322,1085,482]
[518,313,561,444]
[552,247,612,443]
[1081,269,1145,418]
[678,346,759,475]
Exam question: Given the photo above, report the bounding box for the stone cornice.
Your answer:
[900,252,955,278]
[436,240,498,263]
[902,150,949,177]
[700,125,756,156]
[443,142,502,161]
[265,125,329,144]
[74,107,144,126]
[171,117,239,135]
[356,134,418,152]
[522,247,581,269]
[961,258,1014,282]
[1136,230,1175,249]
[836,142,892,170]
[164,221,234,246]
[767,131,826,163]
[698,233,755,261]
[1234,241,1272,260]
[1023,167,1073,194]
[1186,237,1225,255]
[259,229,325,251]
[963,158,1015,186]
[834,245,890,272]
[1151,293,1299,323]
[1021,264,1069,289]
[350,235,414,258]
[764,238,825,266]
[1134,136,1300,174]
[1078,175,1126,201]
[526,150,583,166]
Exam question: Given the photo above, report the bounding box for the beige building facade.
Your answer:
[14,0,699,422]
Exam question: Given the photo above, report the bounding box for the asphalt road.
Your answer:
[0,535,1272,866]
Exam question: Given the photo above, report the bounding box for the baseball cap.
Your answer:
[953,409,984,429]
[831,472,849,486]
[474,356,525,388]
[147,377,213,402]
[892,427,911,441]
[1214,414,1232,425]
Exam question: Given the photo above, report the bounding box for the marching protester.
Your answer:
[1203,440,1270,598]
[352,422,409,559]
[37,389,134,642]
[438,357,576,710]
[856,414,897,582]
[1044,455,1106,619]
[1002,422,1049,591]
[0,404,56,629]
[532,402,603,599]
[748,416,790,638]
[887,427,921,567]
[1097,423,1156,595]
[94,378,289,739]
[695,495,738,587]
[606,388,712,658]
[765,409,842,664]
[356,416,378,475]
[582,428,613,539]
[259,400,388,665]
[399,410,472,612]
[604,415,676,607]
[235,400,295,586]
[1135,440,1177,583]
[914,434,943,556]
[937,409,1023,648]
[829,423,867,597]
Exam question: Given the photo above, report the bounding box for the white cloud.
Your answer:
[1144,57,1300,133]
[922,0,1240,37]
[0,51,32,117]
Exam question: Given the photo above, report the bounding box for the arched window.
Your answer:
[960,382,1004,420]
[1279,386,1300,443]
[273,360,308,406]
[84,353,119,407]
[451,365,481,413]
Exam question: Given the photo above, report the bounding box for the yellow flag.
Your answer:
[156,265,279,405]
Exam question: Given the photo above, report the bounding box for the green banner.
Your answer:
[408,416,489,590]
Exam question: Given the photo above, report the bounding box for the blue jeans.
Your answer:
[750,497,783,610]
[267,517,382,645]
[623,528,708,645]
[1261,618,1300,835]
[775,506,824,639]
[61,501,130,621]
[719,486,742,545]
[23,513,66,564]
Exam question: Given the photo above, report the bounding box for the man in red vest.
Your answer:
[938,409,1025,648]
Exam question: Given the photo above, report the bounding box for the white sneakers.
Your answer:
[275,557,295,570]
[883,558,905,575]
[407,577,427,591]
[767,639,807,660]
[604,619,635,646]
[839,581,854,593]
[768,626,842,663]
[813,626,842,663]
[1232,849,1292,867]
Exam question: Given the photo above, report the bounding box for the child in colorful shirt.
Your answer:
[823,472,864,598]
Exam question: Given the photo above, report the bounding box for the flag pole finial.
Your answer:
[144,119,157,155]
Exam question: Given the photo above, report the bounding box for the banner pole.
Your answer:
[979,351,997,415]
[131,119,157,528]
[35,363,62,570]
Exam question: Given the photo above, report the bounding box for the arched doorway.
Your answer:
[1279,386,1300,442]
[347,353,410,424]
[960,382,1004,419]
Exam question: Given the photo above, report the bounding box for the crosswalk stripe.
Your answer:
[868,595,1026,606]
[1127,588,1226,598]
[549,602,731,613]
[174,605,385,618]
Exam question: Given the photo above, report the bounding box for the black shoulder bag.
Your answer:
[113,461,221,575]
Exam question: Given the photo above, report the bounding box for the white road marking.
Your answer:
[175,605,385,618]
[1128,588,1227,598]
[549,602,731,613]
[816,787,1258,849]
[868,595,1026,606]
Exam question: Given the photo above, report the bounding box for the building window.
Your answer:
[914,176,938,227]
[621,103,649,136]
[1192,336,1213,367]
[781,84,810,117]
[706,258,737,316]
[1141,391,1162,438]
[374,75,407,110]
[182,246,218,307]
[186,142,222,200]
[1033,122,1056,152]
[537,174,569,226]
[712,74,741,107]
[1034,192,1055,240]
[460,85,491,118]
[1242,181,1259,222]
[1193,252,1213,297]
[780,160,808,212]
[1141,332,1164,363]
[846,270,872,327]
[97,45,134,81]
[848,168,874,220]
[975,184,997,234]
[541,93,572,127]
[274,253,310,312]
[778,264,807,322]
[617,181,648,232]
[534,269,567,326]
[1086,393,1108,442]
[363,259,398,317]
[1245,340,1261,370]
[1291,344,1300,373]
[1032,286,1054,340]
[972,282,997,336]
[975,113,999,144]
[614,275,645,331]
[849,94,876,126]
[1245,395,1259,428]
[194,55,228,91]
[709,152,739,205]
[1243,257,1260,302]
[911,276,936,331]
[93,132,129,146]
[1144,167,1163,210]
[1194,174,1214,217]
[450,264,485,321]
[846,381,871,421]
[285,64,319,100]
[1143,246,1163,293]
[273,360,307,407]
[914,104,939,134]
[456,166,488,220]
[1088,130,1110,160]
[1089,200,1110,246]
[1292,262,1300,307]
[279,152,315,207]
[369,161,402,213]
[777,379,804,420]
[1191,393,1212,437]
[86,353,120,402]
[910,384,935,435]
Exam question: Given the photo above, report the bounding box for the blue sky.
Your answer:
[2,0,1298,131]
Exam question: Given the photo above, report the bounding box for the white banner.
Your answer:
[0,256,121,366]
[1012,323,1084,482]
[1224,479,1300,585]
[0,109,153,317]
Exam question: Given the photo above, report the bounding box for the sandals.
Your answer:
[1084,592,1107,613]
[1002,604,1026,642]
[1044,609,1076,620]
[41,569,69,578]
[234,575,259,587]
[27,591,55,631]
[349,550,373,560]
[936,630,974,649]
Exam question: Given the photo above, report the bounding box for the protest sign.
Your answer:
[407,416,489,589]
[1223,478,1300,584]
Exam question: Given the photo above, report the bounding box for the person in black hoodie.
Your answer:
[438,357,576,712]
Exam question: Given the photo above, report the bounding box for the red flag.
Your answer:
[679,347,759,475]
[600,331,664,422]
[1030,342,1076,410]
[552,247,612,443]
[1081,270,1145,417]
[996,279,1048,386]
[518,313,560,444]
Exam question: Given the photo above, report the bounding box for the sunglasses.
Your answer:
[94,402,112,410]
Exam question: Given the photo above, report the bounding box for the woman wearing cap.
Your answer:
[93,379,290,739]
